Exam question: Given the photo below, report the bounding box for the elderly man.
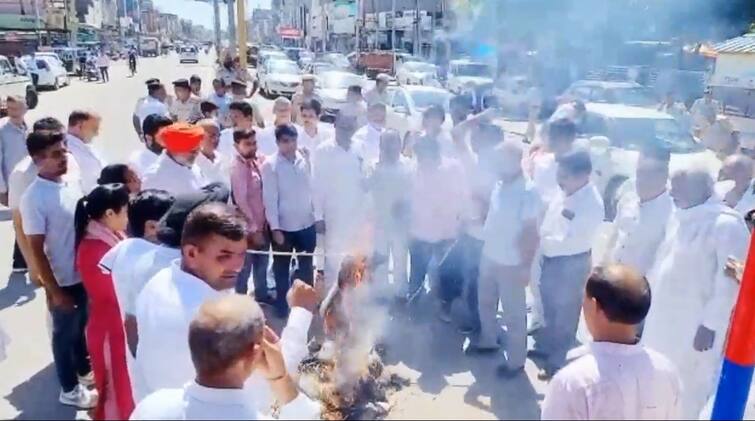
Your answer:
[194,119,229,186]
[258,97,295,156]
[533,150,604,378]
[642,165,749,418]
[170,78,202,123]
[141,123,208,195]
[131,294,320,419]
[719,154,755,216]
[292,74,321,124]
[353,101,387,165]
[66,110,106,193]
[468,140,543,378]
[313,114,367,289]
[365,73,391,106]
[604,144,673,276]
[128,114,173,179]
[134,203,318,413]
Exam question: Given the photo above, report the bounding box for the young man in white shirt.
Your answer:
[297,99,333,152]
[66,110,107,193]
[20,132,96,408]
[133,79,170,137]
[533,149,604,378]
[128,113,173,179]
[134,203,317,412]
[531,118,577,204]
[141,123,208,196]
[468,140,543,379]
[194,119,230,186]
[131,294,320,420]
[352,101,386,165]
[604,144,672,276]
[219,101,257,158]
[718,154,755,216]
[542,264,681,420]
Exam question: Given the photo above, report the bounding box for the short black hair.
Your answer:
[98,164,129,185]
[68,110,97,127]
[181,202,247,247]
[423,104,445,122]
[557,149,592,176]
[75,183,130,248]
[586,265,651,325]
[26,132,65,157]
[229,101,254,118]
[641,141,672,165]
[32,117,64,133]
[347,85,362,96]
[190,75,201,83]
[212,78,225,86]
[300,98,322,116]
[142,114,174,138]
[147,83,164,95]
[549,118,577,144]
[275,123,298,142]
[128,189,175,238]
[200,101,219,114]
[233,128,255,144]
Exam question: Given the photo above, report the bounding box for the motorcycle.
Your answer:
[85,62,100,82]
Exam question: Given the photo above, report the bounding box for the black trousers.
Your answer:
[99,67,109,81]
[12,240,26,269]
[272,225,316,310]
[50,283,91,392]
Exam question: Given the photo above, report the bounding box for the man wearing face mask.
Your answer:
[603,143,673,276]
[719,154,755,216]
[66,111,107,194]
[128,114,173,179]
[169,79,202,123]
[134,203,317,411]
[352,101,387,165]
[141,123,208,196]
[642,165,748,418]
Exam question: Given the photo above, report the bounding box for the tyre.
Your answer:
[26,88,38,109]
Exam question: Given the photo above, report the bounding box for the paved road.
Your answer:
[0,54,547,420]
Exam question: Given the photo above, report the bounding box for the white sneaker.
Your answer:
[59,385,98,409]
[78,371,95,388]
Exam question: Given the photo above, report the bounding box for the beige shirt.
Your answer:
[169,96,202,123]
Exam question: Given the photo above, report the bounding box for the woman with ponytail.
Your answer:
[74,183,133,420]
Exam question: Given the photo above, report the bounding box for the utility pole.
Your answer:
[120,0,128,41]
[237,0,247,67]
[227,0,236,55]
[33,0,41,46]
[414,0,419,56]
[391,0,395,51]
[212,0,221,54]
[355,0,361,55]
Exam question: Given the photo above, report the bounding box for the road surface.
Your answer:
[0,54,547,420]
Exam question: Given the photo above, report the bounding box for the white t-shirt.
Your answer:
[98,237,158,317]
[135,96,171,129]
[8,155,81,209]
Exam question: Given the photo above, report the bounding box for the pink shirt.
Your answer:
[231,154,266,233]
[410,158,469,243]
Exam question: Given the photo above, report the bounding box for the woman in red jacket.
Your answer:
[74,183,133,420]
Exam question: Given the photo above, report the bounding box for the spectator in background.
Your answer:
[96,51,110,82]
[719,154,755,216]
[691,88,721,130]
[194,119,229,186]
[219,101,256,158]
[199,101,219,122]
[0,95,29,273]
[207,78,232,128]
[296,99,333,152]
[66,110,107,193]
[229,80,266,128]
[339,85,367,127]
[189,75,202,97]
[292,74,321,124]
[133,80,170,137]
[353,101,386,165]
[365,73,391,106]
[169,79,202,123]
[257,98,294,157]
[98,164,142,195]
[128,114,173,179]
[141,123,207,196]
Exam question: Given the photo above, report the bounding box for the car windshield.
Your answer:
[408,90,451,111]
[320,73,364,89]
[454,63,491,77]
[604,117,702,153]
[181,47,196,53]
[602,87,656,106]
[269,61,300,74]
[404,62,436,73]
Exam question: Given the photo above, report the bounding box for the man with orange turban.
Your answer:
[141,123,208,195]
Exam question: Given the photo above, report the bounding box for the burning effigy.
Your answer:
[298,255,409,420]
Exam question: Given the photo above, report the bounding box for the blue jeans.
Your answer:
[272,225,316,312]
[408,238,454,299]
[236,246,270,297]
[50,283,91,392]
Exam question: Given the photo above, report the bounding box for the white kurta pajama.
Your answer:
[134,261,313,412]
[312,140,369,289]
[642,198,749,418]
[141,152,207,196]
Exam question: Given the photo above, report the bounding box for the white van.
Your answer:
[22,55,69,90]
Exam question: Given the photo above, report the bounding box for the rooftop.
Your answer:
[715,34,755,54]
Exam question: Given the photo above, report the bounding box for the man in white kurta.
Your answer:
[352,102,386,166]
[313,114,368,288]
[718,154,755,217]
[66,112,107,193]
[141,123,208,196]
[642,167,749,418]
[542,264,682,420]
[135,203,316,414]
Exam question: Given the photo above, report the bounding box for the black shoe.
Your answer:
[255,294,276,307]
[462,338,499,355]
[497,365,524,379]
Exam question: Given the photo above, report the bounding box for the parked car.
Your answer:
[491,75,541,118]
[580,102,719,219]
[445,59,495,94]
[258,50,288,67]
[396,61,440,86]
[385,85,453,139]
[321,53,350,69]
[179,45,199,64]
[561,80,657,107]
[315,71,369,122]
[259,59,302,97]
[22,55,69,90]
[305,61,338,76]
[0,56,37,109]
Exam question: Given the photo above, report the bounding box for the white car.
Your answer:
[562,80,657,107]
[23,55,69,90]
[446,59,494,94]
[179,46,199,64]
[0,55,37,108]
[315,71,369,122]
[258,50,288,67]
[396,61,440,86]
[581,103,720,219]
[385,85,453,140]
[259,60,302,97]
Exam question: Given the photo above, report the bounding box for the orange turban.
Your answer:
[158,123,204,154]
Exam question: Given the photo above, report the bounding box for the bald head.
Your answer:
[189,294,265,376]
[494,139,524,179]
[720,154,754,187]
[670,165,714,209]
[586,264,651,325]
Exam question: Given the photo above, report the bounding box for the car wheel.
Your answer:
[26,88,38,109]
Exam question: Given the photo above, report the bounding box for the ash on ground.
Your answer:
[298,341,410,420]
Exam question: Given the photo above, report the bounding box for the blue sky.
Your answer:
[153,0,271,29]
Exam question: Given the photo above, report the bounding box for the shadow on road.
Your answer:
[0,272,37,311]
[4,363,78,420]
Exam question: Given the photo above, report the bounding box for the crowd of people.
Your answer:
[0,52,753,421]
